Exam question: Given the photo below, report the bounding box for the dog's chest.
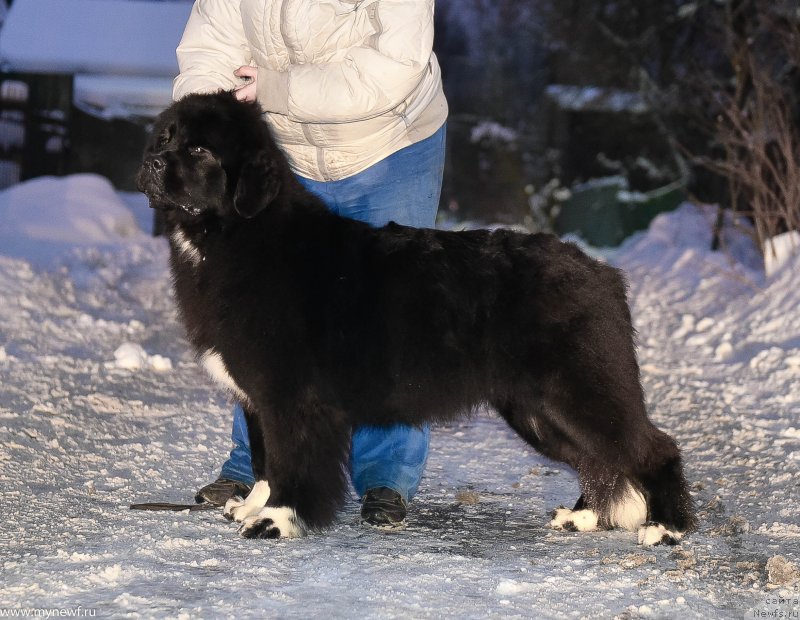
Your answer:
[167,228,254,402]
[199,349,248,402]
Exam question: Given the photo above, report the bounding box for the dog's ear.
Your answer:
[233,151,282,218]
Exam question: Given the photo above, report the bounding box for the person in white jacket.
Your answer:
[177,0,448,527]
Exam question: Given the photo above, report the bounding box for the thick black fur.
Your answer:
[137,92,696,542]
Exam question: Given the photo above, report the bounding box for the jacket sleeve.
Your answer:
[172,0,252,101]
[257,0,436,123]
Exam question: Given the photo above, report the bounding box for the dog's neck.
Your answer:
[166,214,250,268]
[169,226,207,267]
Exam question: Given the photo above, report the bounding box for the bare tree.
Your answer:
[697,0,800,251]
[540,0,800,251]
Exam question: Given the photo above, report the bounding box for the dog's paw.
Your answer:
[223,480,271,522]
[549,506,599,532]
[239,514,282,539]
[637,522,683,546]
[238,507,306,540]
[223,495,246,521]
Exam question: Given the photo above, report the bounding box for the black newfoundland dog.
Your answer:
[137,92,695,544]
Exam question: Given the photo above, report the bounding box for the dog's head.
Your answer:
[137,91,284,221]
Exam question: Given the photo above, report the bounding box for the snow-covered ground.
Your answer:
[0,175,798,618]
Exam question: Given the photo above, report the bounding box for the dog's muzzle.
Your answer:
[136,156,166,195]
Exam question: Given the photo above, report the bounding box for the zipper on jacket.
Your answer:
[396,99,411,130]
[316,147,331,181]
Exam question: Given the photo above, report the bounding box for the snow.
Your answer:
[0,177,799,617]
[107,342,172,372]
[470,121,518,145]
[545,84,649,114]
[764,231,800,279]
[0,175,141,265]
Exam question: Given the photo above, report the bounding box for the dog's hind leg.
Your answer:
[633,429,697,546]
[549,463,647,535]
[543,394,694,545]
[547,418,695,545]
[508,415,650,536]
[496,381,695,545]
[494,399,612,533]
[568,427,696,545]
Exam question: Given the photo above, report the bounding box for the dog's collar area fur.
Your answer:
[170,227,208,266]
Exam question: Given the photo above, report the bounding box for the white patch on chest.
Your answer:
[171,229,202,266]
[200,349,247,401]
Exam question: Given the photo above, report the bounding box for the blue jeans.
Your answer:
[219,124,446,503]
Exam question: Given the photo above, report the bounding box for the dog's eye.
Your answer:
[156,124,174,147]
[190,146,212,157]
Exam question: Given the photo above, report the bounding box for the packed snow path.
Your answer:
[1,176,798,618]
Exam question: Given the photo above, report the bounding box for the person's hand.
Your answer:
[233,65,258,102]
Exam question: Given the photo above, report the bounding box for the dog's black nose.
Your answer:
[148,156,166,171]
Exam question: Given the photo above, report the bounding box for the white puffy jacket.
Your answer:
[173,0,448,181]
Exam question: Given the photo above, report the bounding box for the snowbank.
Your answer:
[0,174,144,264]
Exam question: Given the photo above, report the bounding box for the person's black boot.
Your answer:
[195,477,253,506]
[360,487,407,528]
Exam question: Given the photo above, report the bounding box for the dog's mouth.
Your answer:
[137,168,203,217]
[144,189,203,217]
[176,203,203,217]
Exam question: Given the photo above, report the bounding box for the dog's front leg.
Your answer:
[227,484,305,539]
[235,400,351,540]
[226,478,304,539]
[222,404,274,523]
[223,403,311,539]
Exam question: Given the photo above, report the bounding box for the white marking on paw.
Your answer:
[549,507,599,532]
[171,229,202,266]
[637,523,683,546]
[239,506,307,539]
[224,480,270,522]
[609,483,648,531]
[201,349,247,401]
